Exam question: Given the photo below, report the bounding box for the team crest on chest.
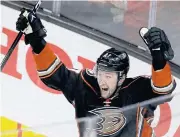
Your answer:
[87,107,126,136]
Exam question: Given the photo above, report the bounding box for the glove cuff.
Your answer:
[27,37,46,54]
[152,50,166,70]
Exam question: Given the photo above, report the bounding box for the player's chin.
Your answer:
[101,90,111,99]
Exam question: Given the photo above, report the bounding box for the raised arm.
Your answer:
[16,8,81,103]
[140,27,176,95]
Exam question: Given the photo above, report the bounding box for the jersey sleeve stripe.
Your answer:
[146,117,154,125]
[39,62,63,79]
[136,107,154,137]
[141,119,153,137]
[33,44,57,71]
[151,63,172,88]
[151,78,176,94]
[38,57,61,77]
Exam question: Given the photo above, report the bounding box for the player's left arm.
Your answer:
[141,27,176,95]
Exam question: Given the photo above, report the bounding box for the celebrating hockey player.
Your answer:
[16,8,176,137]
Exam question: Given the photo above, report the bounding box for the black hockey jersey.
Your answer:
[32,44,176,137]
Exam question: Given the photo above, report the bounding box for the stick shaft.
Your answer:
[0,0,41,71]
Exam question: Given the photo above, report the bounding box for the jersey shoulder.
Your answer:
[80,69,99,93]
[122,75,150,88]
[81,69,97,85]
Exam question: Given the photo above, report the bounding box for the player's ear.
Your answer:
[117,74,126,86]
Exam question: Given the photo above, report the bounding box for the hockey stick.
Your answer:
[0,0,42,71]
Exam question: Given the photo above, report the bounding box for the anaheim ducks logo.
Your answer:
[88,107,126,136]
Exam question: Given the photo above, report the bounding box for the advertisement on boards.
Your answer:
[0,5,180,137]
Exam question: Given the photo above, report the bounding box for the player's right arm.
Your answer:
[33,44,81,103]
[16,8,80,103]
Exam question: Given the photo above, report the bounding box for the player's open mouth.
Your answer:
[102,88,108,91]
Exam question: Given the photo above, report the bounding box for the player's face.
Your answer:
[97,70,118,99]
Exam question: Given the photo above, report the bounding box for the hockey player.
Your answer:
[16,8,176,137]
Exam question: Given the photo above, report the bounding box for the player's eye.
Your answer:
[106,75,112,79]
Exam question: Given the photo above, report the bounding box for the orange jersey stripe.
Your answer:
[141,119,153,137]
[152,63,172,87]
[33,44,57,71]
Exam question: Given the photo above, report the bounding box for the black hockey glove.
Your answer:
[16,8,47,53]
[141,27,174,70]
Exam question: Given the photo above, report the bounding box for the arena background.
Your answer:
[1,1,180,137]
